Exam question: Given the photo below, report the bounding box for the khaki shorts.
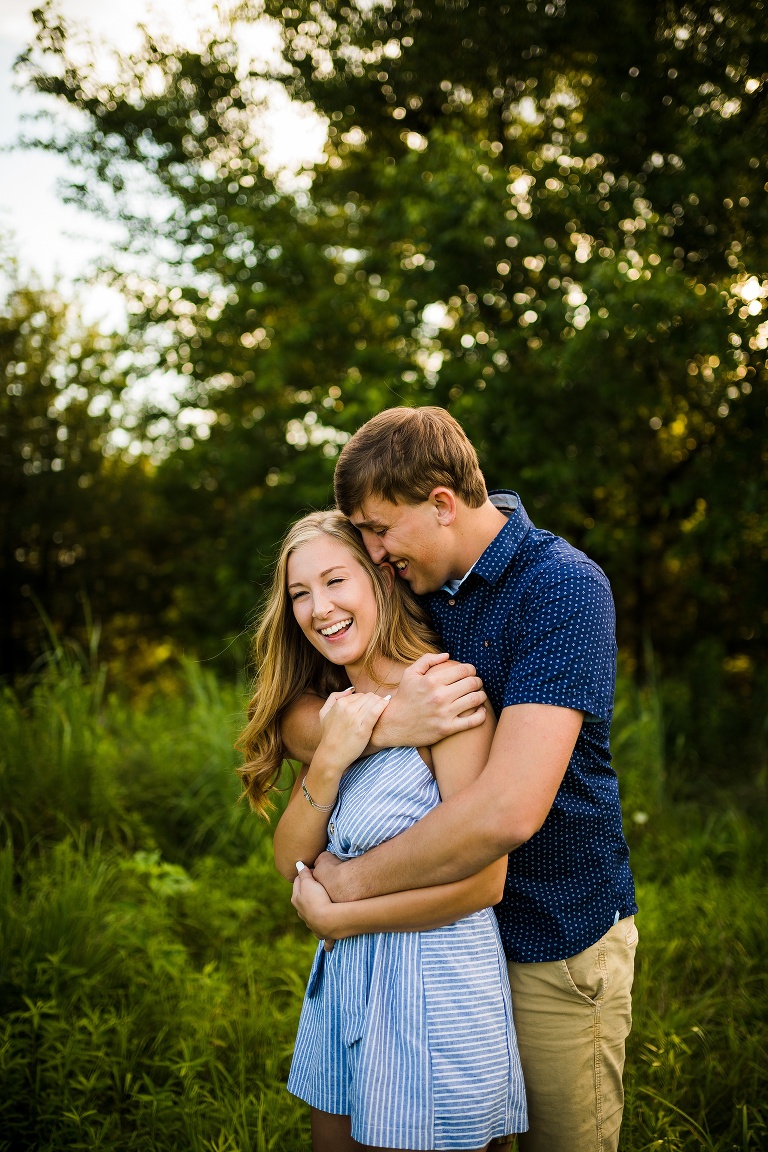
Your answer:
[492,915,638,1152]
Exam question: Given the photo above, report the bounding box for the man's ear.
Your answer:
[429,487,457,526]
[378,561,395,590]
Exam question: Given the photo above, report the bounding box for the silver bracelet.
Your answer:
[302,779,336,812]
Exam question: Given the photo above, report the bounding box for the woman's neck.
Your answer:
[346,655,405,695]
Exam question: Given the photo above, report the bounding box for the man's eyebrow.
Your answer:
[287,565,349,588]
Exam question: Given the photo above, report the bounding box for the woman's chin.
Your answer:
[324,652,350,666]
[315,638,365,667]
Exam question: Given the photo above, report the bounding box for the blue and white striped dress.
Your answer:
[287,746,527,1150]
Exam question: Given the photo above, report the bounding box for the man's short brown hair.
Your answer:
[334,406,487,514]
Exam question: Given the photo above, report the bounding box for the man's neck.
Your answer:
[451,498,510,579]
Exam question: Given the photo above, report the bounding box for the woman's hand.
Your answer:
[315,687,391,773]
[292,866,338,949]
[273,691,389,882]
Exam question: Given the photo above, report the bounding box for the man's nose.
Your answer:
[362,531,387,564]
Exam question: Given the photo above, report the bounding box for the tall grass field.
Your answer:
[1,647,765,1151]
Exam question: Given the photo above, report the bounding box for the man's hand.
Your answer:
[371,652,487,750]
[312,851,351,902]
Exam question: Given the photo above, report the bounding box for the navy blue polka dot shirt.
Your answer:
[425,491,637,963]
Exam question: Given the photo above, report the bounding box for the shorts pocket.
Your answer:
[625,919,639,948]
[560,942,606,1006]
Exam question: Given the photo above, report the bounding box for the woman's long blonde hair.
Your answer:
[236,510,441,816]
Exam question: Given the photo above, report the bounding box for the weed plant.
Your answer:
[0,648,765,1150]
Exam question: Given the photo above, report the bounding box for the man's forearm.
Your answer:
[282,690,422,761]
[317,775,522,901]
[327,861,506,936]
[315,703,583,902]
[281,661,487,762]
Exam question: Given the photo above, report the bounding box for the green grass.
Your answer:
[0,649,765,1150]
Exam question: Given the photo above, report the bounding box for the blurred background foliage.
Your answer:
[0,650,764,1150]
[3,0,767,780]
[1,3,767,1147]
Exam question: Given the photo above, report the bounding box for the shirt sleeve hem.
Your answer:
[503,690,612,723]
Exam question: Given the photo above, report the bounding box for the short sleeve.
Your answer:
[503,559,616,722]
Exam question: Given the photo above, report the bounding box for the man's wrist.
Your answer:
[316,851,363,902]
[370,698,408,751]
[331,858,367,903]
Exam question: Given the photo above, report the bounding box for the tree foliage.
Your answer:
[10,0,768,768]
[0,265,220,681]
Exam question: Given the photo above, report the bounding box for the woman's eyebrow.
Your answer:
[288,565,349,589]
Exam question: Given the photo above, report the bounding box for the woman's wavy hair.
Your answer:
[236,510,440,816]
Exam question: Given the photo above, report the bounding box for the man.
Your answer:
[285,406,637,1152]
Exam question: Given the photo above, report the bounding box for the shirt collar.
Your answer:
[439,490,532,594]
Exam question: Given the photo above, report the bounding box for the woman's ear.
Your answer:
[378,561,395,591]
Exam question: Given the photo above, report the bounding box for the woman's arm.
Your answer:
[280,692,325,766]
[428,702,496,800]
[273,761,332,881]
[272,688,391,881]
[292,858,506,938]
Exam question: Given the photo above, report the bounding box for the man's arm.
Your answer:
[313,702,583,901]
[281,652,487,763]
[292,860,506,940]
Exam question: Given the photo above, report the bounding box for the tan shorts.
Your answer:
[492,915,638,1152]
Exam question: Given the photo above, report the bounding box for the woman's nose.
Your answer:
[312,590,334,618]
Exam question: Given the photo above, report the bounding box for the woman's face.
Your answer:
[287,534,379,670]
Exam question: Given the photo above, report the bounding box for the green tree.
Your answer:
[0,265,174,678]
[16,1,768,768]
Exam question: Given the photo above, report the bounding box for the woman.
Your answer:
[238,511,526,1152]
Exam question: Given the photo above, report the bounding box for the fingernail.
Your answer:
[295,861,305,873]
[383,694,391,701]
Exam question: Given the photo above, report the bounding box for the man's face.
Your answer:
[350,493,453,595]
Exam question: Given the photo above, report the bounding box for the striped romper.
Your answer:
[287,746,527,1150]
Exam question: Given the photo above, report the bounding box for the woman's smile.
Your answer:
[318,617,353,638]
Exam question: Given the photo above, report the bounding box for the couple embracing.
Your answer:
[239,406,637,1152]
